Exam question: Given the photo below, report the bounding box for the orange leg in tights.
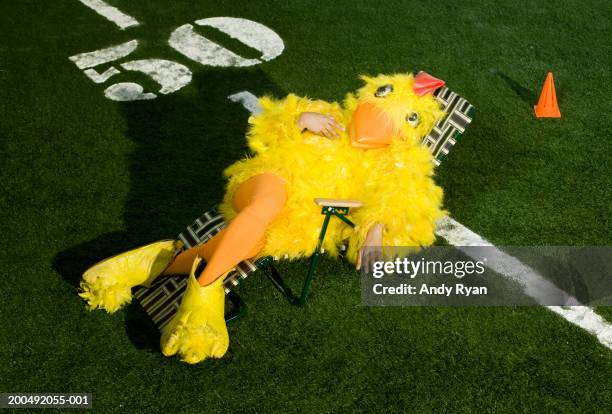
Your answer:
[162,173,287,286]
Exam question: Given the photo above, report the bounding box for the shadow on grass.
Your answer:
[496,70,537,105]
[53,67,285,351]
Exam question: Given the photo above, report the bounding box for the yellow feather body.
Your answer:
[219,73,445,263]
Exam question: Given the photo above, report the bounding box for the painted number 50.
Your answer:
[69,16,284,101]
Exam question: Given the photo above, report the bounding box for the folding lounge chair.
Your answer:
[133,84,475,330]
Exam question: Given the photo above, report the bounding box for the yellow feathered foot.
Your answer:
[79,239,183,314]
[160,257,229,364]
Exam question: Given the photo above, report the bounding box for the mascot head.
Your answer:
[346,72,446,149]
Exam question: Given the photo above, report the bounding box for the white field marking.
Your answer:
[169,17,284,67]
[436,216,612,350]
[435,217,581,305]
[169,24,258,67]
[70,18,282,101]
[84,67,120,83]
[120,59,192,94]
[69,40,138,69]
[78,0,140,30]
[195,17,284,61]
[228,93,612,350]
[228,91,263,115]
[104,82,156,101]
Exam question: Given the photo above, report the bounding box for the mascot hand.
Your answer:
[297,112,345,139]
[160,257,229,364]
[356,223,384,271]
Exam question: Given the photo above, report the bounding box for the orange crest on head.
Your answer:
[412,71,445,96]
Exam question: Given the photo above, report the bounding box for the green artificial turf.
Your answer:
[1,0,611,412]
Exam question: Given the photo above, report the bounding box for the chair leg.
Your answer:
[261,260,297,305]
[259,206,356,307]
[293,210,334,306]
[295,250,320,306]
[225,290,247,324]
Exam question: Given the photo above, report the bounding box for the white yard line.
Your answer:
[229,90,612,351]
[78,0,140,30]
[436,216,612,350]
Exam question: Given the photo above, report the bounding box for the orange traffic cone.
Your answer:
[534,72,561,118]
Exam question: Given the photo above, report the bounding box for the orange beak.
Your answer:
[349,102,397,149]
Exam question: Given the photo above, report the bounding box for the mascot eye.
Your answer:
[406,112,420,127]
[375,84,393,98]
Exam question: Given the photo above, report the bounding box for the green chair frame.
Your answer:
[225,201,358,323]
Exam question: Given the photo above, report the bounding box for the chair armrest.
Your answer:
[314,198,363,208]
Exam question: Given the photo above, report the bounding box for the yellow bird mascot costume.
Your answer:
[79,72,447,364]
